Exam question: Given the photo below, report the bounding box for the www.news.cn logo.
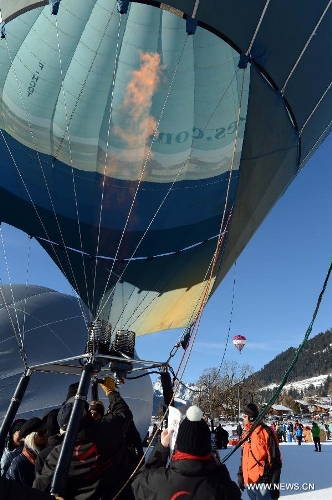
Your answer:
[247,483,315,492]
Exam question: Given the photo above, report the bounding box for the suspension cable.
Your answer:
[2,38,89,327]
[221,256,332,463]
[0,225,29,369]
[282,1,332,94]
[172,64,248,382]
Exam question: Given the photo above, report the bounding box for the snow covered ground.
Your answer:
[144,439,331,499]
[217,441,332,500]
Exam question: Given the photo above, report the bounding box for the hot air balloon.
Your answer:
[0,0,330,341]
[0,1,330,496]
[232,335,247,353]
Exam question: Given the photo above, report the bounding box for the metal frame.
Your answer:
[0,350,165,497]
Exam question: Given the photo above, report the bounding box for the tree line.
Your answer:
[155,329,332,419]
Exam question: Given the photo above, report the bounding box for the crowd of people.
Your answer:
[0,378,145,500]
[0,388,330,500]
[0,390,267,500]
[267,417,330,449]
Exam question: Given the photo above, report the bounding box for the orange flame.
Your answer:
[114,51,162,147]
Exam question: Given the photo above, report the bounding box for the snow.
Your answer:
[263,373,332,392]
[271,404,292,411]
[144,440,332,499]
[218,441,332,500]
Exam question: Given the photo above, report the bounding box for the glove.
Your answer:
[237,473,245,491]
[99,376,116,395]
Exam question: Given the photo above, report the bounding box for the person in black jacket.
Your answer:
[35,409,63,477]
[0,476,54,500]
[6,418,48,487]
[125,419,145,467]
[33,377,134,500]
[131,405,241,500]
[0,418,27,477]
[215,424,229,449]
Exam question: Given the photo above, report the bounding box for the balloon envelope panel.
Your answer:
[0,284,153,438]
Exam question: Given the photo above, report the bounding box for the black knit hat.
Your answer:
[243,403,259,421]
[57,397,75,430]
[45,409,60,437]
[19,417,46,439]
[9,418,27,436]
[57,397,90,431]
[176,406,211,456]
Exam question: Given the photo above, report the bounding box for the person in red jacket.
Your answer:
[237,403,282,500]
[132,405,241,500]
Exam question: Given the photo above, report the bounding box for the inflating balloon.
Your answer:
[0,0,331,339]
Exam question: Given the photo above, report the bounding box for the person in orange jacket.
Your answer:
[237,403,282,500]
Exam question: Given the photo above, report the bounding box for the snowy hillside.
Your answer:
[261,373,332,392]
[152,372,332,416]
[152,377,198,415]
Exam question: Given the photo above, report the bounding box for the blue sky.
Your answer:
[137,135,332,381]
[1,136,331,383]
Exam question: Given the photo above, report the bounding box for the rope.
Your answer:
[282,1,332,94]
[215,260,237,378]
[246,0,271,55]
[191,0,200,18]
[21,234,33,348]
[299,120,332,169]
[0,227,28,369]
[299,81,332,136]
[221,256,332,463]
[172,65,248,380]
[90,8,120,310]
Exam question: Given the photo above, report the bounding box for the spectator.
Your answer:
[215,423,229,449]
[132,405,241,500]
[6,418,47,487]
[35,410,62,477]
[125,420,145,467]
[0,418,27,477]
[311,421,321,452]
[237,422,243,439]
[88,400,105,421]
[237,403,282,500]
[34,377,134,500]
[295,421,303,445]
[0,475,54,500]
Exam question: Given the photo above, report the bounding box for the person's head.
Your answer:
[89,400,105,421]
[243,403,259,424]
[57,397,90,433]
[19,417,48,452]
[176,405,211,456]
[8,418,27,448]
[44,409,60,438]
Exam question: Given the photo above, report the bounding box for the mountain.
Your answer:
[151,329,332,413]
[152,377,198,415]
[254,329,332,386]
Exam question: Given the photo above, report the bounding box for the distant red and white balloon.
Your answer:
[232,335,247,353]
